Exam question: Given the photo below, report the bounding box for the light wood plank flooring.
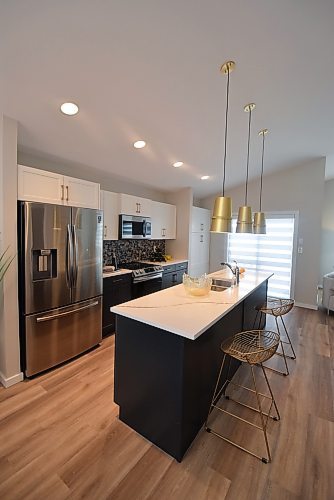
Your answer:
[0,307,333,500]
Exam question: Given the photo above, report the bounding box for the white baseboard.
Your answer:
[294,302,318,311]
[0,370,24,388]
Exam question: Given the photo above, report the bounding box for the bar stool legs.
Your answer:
[205,330,280,464]
[255,298,296,376]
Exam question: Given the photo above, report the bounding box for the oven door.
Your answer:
[132,274,162,299]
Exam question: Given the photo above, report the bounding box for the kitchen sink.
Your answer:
[211,278,234,292]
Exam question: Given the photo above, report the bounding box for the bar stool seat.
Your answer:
[205,329,280,463]
[255,297,296,376]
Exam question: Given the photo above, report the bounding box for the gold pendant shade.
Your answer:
[253,211,266,234]
[236,206,253,233]
[211,196,232,233]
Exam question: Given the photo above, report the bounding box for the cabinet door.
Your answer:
[191,206,211,233]
[64,176,100,209]
[151,201,176,239]
[101,190,119,240]
[189,233,209,276]
[18,165,63,204]
[119,194,152,217]
[162,271,178,289]
[102,275,132,336]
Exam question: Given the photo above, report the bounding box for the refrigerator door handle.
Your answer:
[66,224,74,288]
[72,225,78,287]
[36,300,99,323]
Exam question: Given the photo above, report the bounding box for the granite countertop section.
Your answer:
[141,259,188,267]
[111,269,273,340]
[103,269,133,278]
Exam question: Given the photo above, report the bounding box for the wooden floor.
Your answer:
[0,307,333,500]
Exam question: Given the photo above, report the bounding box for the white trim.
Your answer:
[294,302,318,310]
[0,370,24,388]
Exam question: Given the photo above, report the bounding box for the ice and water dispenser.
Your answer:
[32,249,57,281]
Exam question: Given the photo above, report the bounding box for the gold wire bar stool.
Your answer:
[254,297,296,376]
[205,330,280,463]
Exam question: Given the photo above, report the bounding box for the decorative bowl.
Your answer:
[183,273,212,296]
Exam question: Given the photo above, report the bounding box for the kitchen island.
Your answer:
[111,270,272,461]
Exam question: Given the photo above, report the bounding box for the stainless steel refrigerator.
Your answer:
[18,202,103,377]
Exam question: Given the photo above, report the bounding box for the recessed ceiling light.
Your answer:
[60,102,79,116]
[173,161,183,168]
[133,140,146,149]
[201,175,210,180]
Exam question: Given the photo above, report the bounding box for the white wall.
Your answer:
[201,158,326,308]
[18,150,167,202]
[0,115,23,387]
[320,179,334,278]
[165,187,193,260]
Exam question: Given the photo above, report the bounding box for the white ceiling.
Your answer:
[1,0,334,198]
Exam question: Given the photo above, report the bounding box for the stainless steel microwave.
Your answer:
[119,214,152,239]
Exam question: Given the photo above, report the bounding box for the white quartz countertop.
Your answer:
[103,269,132,278]
[141,259,188,267]
[111,269,273,340]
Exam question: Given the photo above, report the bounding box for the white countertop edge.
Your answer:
[103,269,132,278]
[141,259,188,267]
[112,272,273,341]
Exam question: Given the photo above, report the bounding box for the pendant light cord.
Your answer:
[245,108,252,205]
[222,67,230,196]
[259,132,265,212]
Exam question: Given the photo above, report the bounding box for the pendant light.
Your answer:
[253,129,268,234]
[236,103,255,234]
[210,61,235,233]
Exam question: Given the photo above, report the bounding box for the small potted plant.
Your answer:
[0,247,15,283]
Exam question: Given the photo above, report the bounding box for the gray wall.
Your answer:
[18,150,167,202]
[201,158,326,308]
[320,179,334,277]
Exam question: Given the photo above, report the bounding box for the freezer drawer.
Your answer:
[24,297,102,377]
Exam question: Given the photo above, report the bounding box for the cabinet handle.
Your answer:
[61,184,64,200]
[172,273,177,283]
[112,278,124,283]
[139,203,141,213]
[66,185,69,201]
[104,225,107,239]
[201,223,204,231]
[136,203,139,213]
[200,235,203,243]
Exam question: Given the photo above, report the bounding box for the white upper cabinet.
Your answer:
[100,190,119,240]
[151,201,176,240]
[18,165,63,205]
[18,165,100,209]
[191,206,211,233]
[63,176,100,209]
[119,193,152,217]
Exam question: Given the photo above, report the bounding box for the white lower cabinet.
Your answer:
[151,201,176,240]
[18,165,100,209]
[100,190,119,240]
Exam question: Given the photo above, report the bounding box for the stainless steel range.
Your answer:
[120,261,163,298]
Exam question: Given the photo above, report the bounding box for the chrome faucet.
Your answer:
[221,260,240,285]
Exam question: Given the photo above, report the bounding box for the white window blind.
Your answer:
[227,215,297,298]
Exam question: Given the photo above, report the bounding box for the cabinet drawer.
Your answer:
[175,262,188,272]
[163,264,176,273]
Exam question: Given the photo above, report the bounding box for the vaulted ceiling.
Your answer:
[1,0,334,197]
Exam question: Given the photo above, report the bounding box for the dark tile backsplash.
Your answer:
[103,240,166,265]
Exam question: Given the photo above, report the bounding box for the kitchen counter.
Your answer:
[113,269,272,461]
[111,269,272,340]
[103,269,132,278]
[141,259,188,267]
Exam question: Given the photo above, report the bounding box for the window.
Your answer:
[227,213,298,298]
